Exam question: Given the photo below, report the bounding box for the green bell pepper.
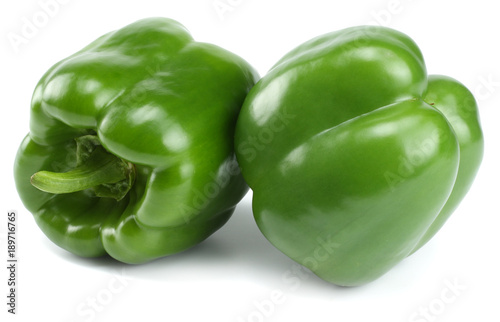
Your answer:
[235,26,483,286]
[14,17,258,263]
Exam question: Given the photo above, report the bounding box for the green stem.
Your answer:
[31,135,135,201]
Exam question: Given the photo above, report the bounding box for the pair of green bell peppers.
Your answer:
[14,18,483,286]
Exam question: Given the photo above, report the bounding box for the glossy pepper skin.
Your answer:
[235,26,483,286]
[14,18,258,263]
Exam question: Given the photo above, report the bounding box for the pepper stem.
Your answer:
[30,135,135,201]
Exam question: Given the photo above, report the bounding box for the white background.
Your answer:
[1,0,499,321]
